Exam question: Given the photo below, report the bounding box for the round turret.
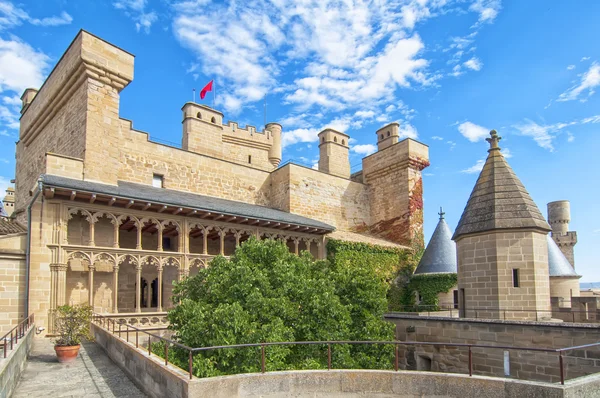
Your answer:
[266,123,282,168]
[547,200,570,235]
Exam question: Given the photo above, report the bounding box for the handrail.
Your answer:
[91,312,600,385]
[1,313,35,358]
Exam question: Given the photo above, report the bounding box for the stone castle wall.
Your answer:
[386,314,600,384]
[0,233,26,333]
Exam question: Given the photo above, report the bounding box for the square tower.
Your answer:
[318,129,350,178]
[453,130,551,321]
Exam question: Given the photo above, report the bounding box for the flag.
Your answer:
[200,80,213,99]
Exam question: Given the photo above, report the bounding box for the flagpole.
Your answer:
[264,95,266,130]
[193,88,195,103]
[213,80,215,109]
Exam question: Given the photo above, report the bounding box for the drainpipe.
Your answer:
[25,178,43,318]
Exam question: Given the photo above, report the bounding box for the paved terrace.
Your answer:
[13,338,146,398]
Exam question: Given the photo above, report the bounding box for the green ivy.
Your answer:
[405,273,457,311]
[325,239,421,312]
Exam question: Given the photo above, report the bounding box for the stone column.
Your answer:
[202,229,208,255]
[57,264,67,307]
[219,229,226,256]
[112,220,120,248]
[157,266,163,312]
[306,240,311,253]
[157,224,163,251]
[88,264,95,308]
[135,265,142,313]
[136,221,142,250]
[293,239,299,255]
[145,279,152,309]
[235,231,241,247]
[88,219,96,247]
[50,264,58,311]
[112,265,119,313]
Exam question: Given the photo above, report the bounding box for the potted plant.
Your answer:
[53,304,93,363]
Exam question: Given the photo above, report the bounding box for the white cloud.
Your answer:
[114,0,156,33]
[557,62,600,102]
[351,144,377,156]
[469,0,502,26]
[461,159,485,174]
[281,127,318,148]
[567,65,575,70]
[581,56,591,62]
[512,120,575,151]
[501,148,512,158]
[447,140,456,150]
[0,2,72,29]
[0,36,50,130]
[567,132,574,142]
[29,11,72,26]
[0,158,8,163]
[582,115,600,124]
[464,57,483,71]
[354,110,375,119]
[399,122,418,139]
[431,136,443,140]
[458,121,489,142]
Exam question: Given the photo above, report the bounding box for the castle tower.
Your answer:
[414,208,458,307]
[414,208,457,275]
[453,130,551,321]
[362,127,429,247]
[376,122,400,151]
[2,187,15,217]
[547,200,577,267]
[265,123,282,167]
[547,235,580,308]
[318,128,350,178]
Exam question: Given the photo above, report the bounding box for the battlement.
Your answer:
[551,231,578,245]
[181,102,281,170]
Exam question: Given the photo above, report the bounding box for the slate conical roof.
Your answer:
[452,130,551,240]
[414,208,457,275]
[547,235,579,277]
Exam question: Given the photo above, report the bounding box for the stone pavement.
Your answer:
[12,338,147,398]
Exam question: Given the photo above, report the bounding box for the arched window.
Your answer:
[380,134,384,140]
[342,139,345,145]
[211,117,216,123]
[322,137,325,143]
[387,131,390,137]
[197,112,202,119]
[248,155,252,164]
[334,136,338,143]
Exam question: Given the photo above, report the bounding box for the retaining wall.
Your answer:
[0,325,34,398]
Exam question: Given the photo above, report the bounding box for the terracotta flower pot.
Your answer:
[54,345,81,363]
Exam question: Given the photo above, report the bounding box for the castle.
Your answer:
[0,30,429,334]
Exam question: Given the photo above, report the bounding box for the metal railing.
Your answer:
[389,305,600,323]
[1,314,35,358]
[91,313,600,385]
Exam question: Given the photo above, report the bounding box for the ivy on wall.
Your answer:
[405,273,458,310]
[325,239,422,312]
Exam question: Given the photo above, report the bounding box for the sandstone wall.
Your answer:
[0,233,26,333]
[385,314,600,384]
[271,164,370,232]
[457,230,551,320]
[362,139,428,247]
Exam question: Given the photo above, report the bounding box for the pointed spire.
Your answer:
[414,210,457,275]
[453,129,550,240]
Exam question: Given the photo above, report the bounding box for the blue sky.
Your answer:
[0,1,599,280]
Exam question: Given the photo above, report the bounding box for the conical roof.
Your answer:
[452,130,550,240]
[547,235,579,277]
[415,208,457,274]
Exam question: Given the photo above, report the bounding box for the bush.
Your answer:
[163,237,396,377]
